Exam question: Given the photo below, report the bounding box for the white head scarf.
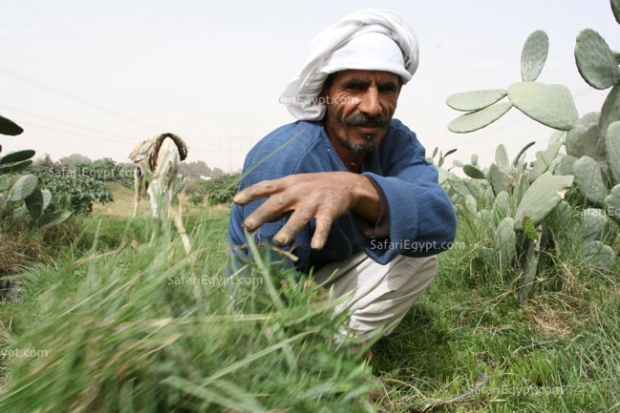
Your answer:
[279,9,419,121]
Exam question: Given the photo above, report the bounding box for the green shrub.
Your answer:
[40,174,113,214]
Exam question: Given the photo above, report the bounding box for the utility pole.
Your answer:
[219,136,254,173]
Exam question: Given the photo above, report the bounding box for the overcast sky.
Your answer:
[0,0,616,172]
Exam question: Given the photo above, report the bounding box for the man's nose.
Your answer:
[358,88,382,117]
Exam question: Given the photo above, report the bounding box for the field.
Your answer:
[0,183,619,412]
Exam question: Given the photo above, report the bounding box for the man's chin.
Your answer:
[344,139,380,154]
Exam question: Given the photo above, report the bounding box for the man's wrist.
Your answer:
[351,175,381,223]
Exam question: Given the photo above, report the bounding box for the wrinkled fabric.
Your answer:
[227,119,456,274]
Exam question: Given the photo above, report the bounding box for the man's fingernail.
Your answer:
[243,220,255,230]
[274,237,286,246]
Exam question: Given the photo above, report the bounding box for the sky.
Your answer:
[0,0,617,173]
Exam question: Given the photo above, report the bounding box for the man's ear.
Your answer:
[318,84,327,100]
[320,73,335,101]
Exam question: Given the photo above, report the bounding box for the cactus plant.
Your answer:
[446,1,620,289]
[521,30,549,82]
[606,121,620,184]
[446,89,507,112]
[0,116,72,228]
[506,82,578,131]
[448,102,513,133]
[463,164,485,180]
[427,147,457,168]
[575,29,620,90]
[582,241,615,271]
[495,217,516,273]
[0,114,24,136]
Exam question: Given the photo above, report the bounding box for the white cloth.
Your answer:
[279,9,419,121]
[314,252,437,342]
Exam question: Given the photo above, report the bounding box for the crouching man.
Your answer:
[227,9,456,344]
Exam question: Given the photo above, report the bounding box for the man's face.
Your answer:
[322,70,401,155]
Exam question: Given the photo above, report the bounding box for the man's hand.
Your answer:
[233,172,380,250]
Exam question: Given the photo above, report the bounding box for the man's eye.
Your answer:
[346,84,365,91]
[379,85,397,92]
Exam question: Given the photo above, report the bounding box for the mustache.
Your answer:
[343,112,389,128]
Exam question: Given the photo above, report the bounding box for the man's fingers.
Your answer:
[273,206,315,246]
[310,212,335,250]
[234,180,281,205]
[243,193,290,230]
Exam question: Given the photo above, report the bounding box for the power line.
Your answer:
[0,104,139,142]
[0,66,164,131]
[0,103,227,152]
[21,0,228,145]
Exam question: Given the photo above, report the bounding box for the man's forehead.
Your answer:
[331,69,401,84]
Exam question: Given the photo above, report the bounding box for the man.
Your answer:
[228,9,456,343]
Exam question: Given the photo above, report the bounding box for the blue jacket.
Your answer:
[227,119,457,274]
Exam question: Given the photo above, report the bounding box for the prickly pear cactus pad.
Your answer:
[548,130,566,146]
[495,217,516,268]
[605,184,620,222]
[582,241,616,272]
[492,191,512,221]
[606,121,620,185]
[507,82,579,130]
[529,141,563,183]
[489,163,507,195]
[463,164,485,179]
[7,174,38,203]
[566,123,605,161]
[573,156,606,206]
[575,29,620,90]
[575,111,600,127]
[514,172,574,230]
[579,210,611,243]
[512,141,536,168]
[448,102,513,133]
[495,144,511,172]
[521,30,549,82]
[613,0,620,24]
[449,176,479,199]
[446,89,507,112]
[557,155,578,176]
[600,85,620,143]
[0,114,24,136]
[0,150,35,165]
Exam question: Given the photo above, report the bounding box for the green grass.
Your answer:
[371,211,620,412]
[0,204,619,412]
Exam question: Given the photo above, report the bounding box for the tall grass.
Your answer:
[371,200,620,412]
[0,210,377,412]
[1,200,620,412]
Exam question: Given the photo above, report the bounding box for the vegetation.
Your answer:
[441,1,620,304]
[2,2,620,412]
[183,173,240,206]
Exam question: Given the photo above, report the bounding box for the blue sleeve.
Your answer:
[227,123,315,272]
[355,126,457,262]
